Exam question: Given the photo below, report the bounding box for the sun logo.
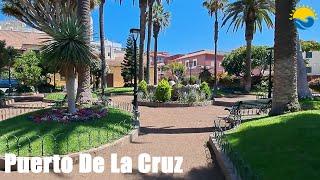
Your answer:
[290,5,317,30]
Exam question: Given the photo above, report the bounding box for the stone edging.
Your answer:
[0,128,139,171]
[0,98,14,107]
[138,101,212,108]
[208,134,241,180]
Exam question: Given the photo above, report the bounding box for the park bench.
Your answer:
[217,98,272,129]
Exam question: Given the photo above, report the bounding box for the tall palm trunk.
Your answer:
[146,0,155,84]
[270,0,300,115]
[153,32,159,85]
[99,0,107,95]
[244,20,254,92]
[65,66,76,113]
[213,10,218,98]
[139,0,147,81]
[297,36,312,99]
[77,0,92,104]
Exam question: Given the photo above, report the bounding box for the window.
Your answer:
[193,59,197,67]
[306,67,312,73]
[306,51,313,58]
[185,60,189,68]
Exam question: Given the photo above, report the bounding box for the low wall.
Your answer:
[138,101,212,108]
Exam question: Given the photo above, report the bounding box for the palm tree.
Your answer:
[222,0,275,92]
[203,0,227,98]
[77,0,93,104]
[138,0,148,82]
[152,4,170,85]
[270,0,300,115]
[42,16,95,113]
[99,0,107,95]
[146,0,170,84]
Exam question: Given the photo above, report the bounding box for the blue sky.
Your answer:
[0,0,319,54]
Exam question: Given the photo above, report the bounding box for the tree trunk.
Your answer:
[65,66,76,114]
[297,36,312,99]
[139,0,147,81]
[244,20,254,92]
[244,39,252,92]
[146,0,154,84]
[270,0,300,115]
[213,11,218,98]
[99,0,107,95]
[154,34,158,85]
[77,0,92,104]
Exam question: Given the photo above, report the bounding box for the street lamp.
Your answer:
[267,47,274,99]
[8,52,13,96]
[189,62,192,84]
[130,28,140,126]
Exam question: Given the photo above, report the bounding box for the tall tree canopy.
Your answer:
[222,46,270,77]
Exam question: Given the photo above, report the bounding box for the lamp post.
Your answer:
[267,47,274,99]
[8,54,12,96]
[189,63,192,84]
[130,28,140,126]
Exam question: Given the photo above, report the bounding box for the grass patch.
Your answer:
[0,108,133,156]
[300,98,320,110]
[44,92,66,102]
[106,87,133,95]
[226,110,320,180]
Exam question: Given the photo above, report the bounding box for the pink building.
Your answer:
[169,50,225,77]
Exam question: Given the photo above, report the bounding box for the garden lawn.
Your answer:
[44,92,66,101]
[300,99,320,110]
[106,87,133,95]
[226,110,320,180]
[0,108,132,156]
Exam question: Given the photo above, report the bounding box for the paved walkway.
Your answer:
[2,95,255,179]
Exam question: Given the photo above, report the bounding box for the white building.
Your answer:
[92,39,124,60]
[303,51,320,76]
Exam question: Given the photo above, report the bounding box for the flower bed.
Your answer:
[29,106,108,123]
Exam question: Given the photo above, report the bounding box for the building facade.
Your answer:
[304,51,320,78]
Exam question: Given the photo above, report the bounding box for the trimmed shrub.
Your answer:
[16,85,33,93]
[171,83,184,101]
[200,82,212,99]
[138,80,148,95]
[0,90,4,98]
[309,78,320,92]
[155,79,172,102]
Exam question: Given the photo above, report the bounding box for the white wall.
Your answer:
[303,51,320,75]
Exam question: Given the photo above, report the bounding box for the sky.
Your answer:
[0,0,319,55]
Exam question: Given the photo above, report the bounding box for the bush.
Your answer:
[138,80,148,95]
[0,90,4,98]
[155,79,172,102]
[16,85,33,93]
[200,82,212,99]
[171,83,184,101]
[219,73,242,91]
[309,78,320,92]
[187,89,199,104]
[37,83,56,93]
[182,76,197,85]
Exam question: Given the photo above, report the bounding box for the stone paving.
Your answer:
[1,95,255,180]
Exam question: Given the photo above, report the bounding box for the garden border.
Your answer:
[208,134,240,180]
[0,128,139,171]
[0,98,14,107]
[137,100,212,107]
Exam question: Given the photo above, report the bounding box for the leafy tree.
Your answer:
[121,35,139,87]
[222,0,275,92]
[13,50,43,89]
[152,3,170,85]
[0,41,18,79]
[165,62,186,81]
[199,66,213,84]
[301,40,320,52]
[222,46,270,77]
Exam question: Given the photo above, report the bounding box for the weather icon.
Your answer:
[290,6,317,30]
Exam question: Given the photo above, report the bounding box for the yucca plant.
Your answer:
[42,16,96,113]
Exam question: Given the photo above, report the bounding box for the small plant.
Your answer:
[200,82,212,99]
[0,90,4,98]
[309,78,320,92]
[187,89,199,104]
[138,80,148,95]
[155,79,172,102]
